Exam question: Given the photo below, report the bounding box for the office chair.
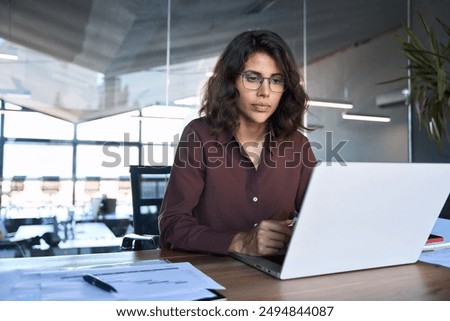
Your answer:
[41,176,61,207]
[0,240,26,258]
[10,175,26,193]
[121,165,171,251]
[4,176,26,209]
[84,176,101,199]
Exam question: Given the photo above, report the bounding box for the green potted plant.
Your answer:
[395,14,449,153]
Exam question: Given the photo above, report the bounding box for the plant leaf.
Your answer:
[437,68,446,100]
[389,13,449,147]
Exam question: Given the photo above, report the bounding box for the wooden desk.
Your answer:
[1,249,449,300]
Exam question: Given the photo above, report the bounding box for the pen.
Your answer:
[82,273,118,293]
[288,210,299,228]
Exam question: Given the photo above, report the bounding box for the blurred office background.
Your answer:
[0,0,448,257]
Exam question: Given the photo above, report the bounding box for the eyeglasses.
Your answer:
[239,71,287,93]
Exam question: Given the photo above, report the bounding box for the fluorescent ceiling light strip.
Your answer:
[309,100,353,109]
[131,115,184,120]
[0,109,22,115]
[5,103,23,110]
[4,93,30,99]
[174,96,199,106]
[342,113,391,123]
[0,53,18,60]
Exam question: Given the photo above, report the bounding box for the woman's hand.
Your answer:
[228,219,293,256]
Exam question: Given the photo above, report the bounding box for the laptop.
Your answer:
[230,162,450,280]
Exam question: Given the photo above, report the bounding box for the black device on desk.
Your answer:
[426,193,450,245]
[438,194,450,220]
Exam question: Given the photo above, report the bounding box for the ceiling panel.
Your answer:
[0,0,407,122]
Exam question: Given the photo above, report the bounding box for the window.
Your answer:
[4,110,74,140]
[140,105,195,144]
[77,111,140,142]
[3,143,73,178]
[76,144,139,178]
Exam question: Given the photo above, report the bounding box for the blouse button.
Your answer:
[252,196,258,202]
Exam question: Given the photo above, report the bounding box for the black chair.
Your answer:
[121,165,171,251]
[0,240,26,258]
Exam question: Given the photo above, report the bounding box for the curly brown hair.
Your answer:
[199,30,309,139]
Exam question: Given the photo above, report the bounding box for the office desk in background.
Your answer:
[12,222,116,241]
[9,222,122,256]
[1,249,450,300]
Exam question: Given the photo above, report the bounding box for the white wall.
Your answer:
[305,29,409,163]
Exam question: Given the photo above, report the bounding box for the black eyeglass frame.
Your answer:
[238,71,287,93]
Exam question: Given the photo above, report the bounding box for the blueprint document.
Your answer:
[0,260,225,301]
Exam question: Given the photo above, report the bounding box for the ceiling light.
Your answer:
[0,52,18,61]
[309,100,353,109]
[132,115,185,120]
[174,96,199,106]
[342,112,391,123]
[3,93,30,99]
[5,103,23,111]
[0,106,23,115]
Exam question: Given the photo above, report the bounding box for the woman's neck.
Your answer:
[235,121,267,144]
[235,121,267,169]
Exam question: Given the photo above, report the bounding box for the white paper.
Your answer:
[1,260,225,301]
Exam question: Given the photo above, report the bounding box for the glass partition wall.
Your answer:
[1,0,430,250]
[0,0,307,218]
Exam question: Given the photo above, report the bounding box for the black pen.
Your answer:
[82,273,118,293]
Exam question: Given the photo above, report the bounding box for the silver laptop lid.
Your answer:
[280,162,450,280]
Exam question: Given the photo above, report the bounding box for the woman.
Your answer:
[158,30,316,256]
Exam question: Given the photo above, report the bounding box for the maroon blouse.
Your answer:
[158,117,316,254]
